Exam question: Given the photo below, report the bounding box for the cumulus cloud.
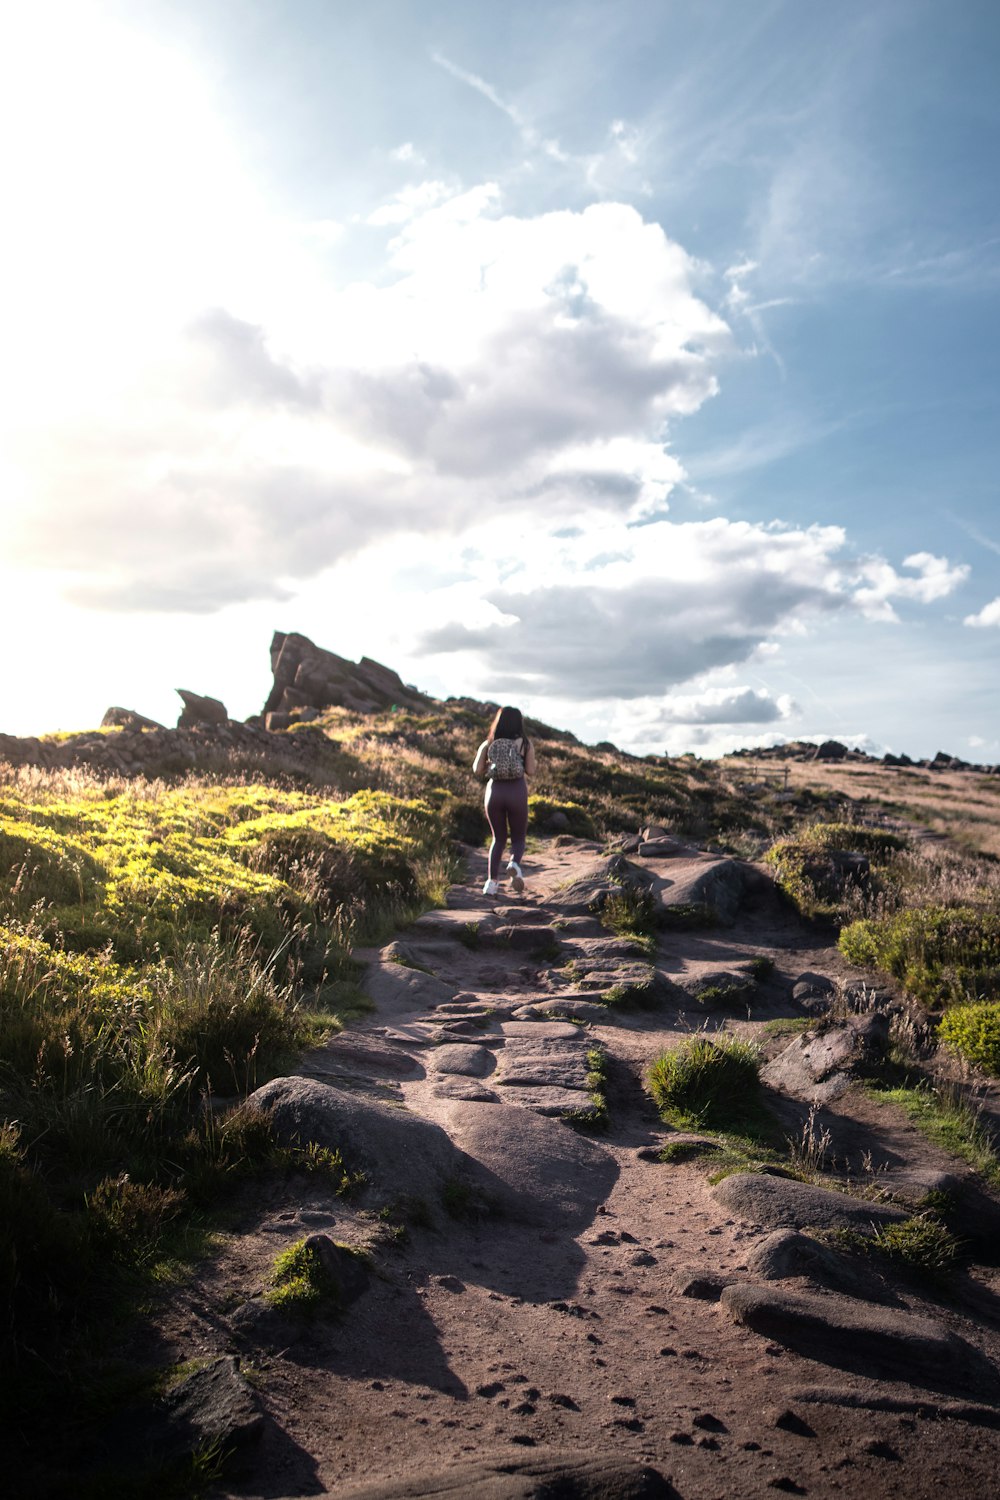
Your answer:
[855,551,969,621]
[655,687,797,725]
[964,597,1000,628]
[420,517,850,700]
[8,187,729,611]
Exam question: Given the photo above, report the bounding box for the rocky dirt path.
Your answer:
[165,834,1000,1499]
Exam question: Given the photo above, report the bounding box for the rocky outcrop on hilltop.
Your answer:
[0,635,437,778]
[259,632,432,730]
[731,740,999,773]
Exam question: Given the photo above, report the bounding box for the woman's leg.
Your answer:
[484,783,510,880]
[507,781,529,867]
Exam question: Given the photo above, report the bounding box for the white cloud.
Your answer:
[390,142,425,165]
[964,597,1000,628]
[367,180,452,225]
[655,687,797,725]
[7,184,729,611]
[420,517,850,699]
[418,517,970,707]
[855,552,970,621]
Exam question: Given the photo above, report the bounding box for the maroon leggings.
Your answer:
[485,778,528,879]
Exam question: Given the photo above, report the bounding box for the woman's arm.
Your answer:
[523,740,537,777]
[472,740,490,779]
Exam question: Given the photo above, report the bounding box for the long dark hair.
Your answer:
[489,705,527,744]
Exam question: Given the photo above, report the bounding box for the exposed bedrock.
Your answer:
[261,630,432,728]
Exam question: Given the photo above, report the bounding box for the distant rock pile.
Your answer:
[732,739,998,773]
[258,632,432,731]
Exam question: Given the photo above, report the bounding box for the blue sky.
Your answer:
[2,0,999,756]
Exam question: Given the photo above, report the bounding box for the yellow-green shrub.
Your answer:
[527,796,597,839]
[938,1001,1000,1075]
[840,905,1000,1006]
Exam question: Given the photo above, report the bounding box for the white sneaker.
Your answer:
[506,860,525,894]
[482,878,499,896]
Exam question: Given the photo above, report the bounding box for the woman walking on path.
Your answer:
[472,706,536,896]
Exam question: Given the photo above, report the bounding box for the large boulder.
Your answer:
[712,1172,908,1232]
[262,631,432,719]
[438,1100,618,1228]
[721,1284,1000,1397]
[175,689,228,727]
[247,1076,464,1203]
[101,706,164,731]
[558,855,654,913]
[746,1228,902,1304]
[761,1013,889,1102]
[659,858,750,925]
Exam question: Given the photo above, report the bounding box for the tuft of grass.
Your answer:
[937,1000,1000,1075]
[828,1215,961,1280]
[267,1237,338,1311]
[647,1034,765,1133]
[762,1016,817,1038]
[527,796,597,839]
[655,1132,786,1181]
[601,885,657,938]
[441,1176,489,1221]
[746,955,775,981]
[564,1047,609,1129]
[870,1215,961,1275]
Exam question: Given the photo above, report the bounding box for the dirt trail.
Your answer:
[170,835,1000,1499]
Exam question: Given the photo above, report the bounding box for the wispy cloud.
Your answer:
[947,512,1000,559]
[430,50,649,194]
[880,236,1000,290]
[432,51,568,162]
[684,412,849,480]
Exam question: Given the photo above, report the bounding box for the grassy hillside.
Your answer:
[5,696,1000,1454]
[2,702,771,1422]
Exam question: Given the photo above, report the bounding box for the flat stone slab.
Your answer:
[721,1284,1000,1397]
[432,1079,499,1102]
[317,1033,420,1076]
[496,1042,590,1091]
[440,1101,618,1227]
[502,1021,583,1041]
[513,998,610,1023]
[712,1173,908,1232]
[495,1083,597,1116]
[430,1044,494,1077]
[365,961,456,1012]
[480,924,561,951]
